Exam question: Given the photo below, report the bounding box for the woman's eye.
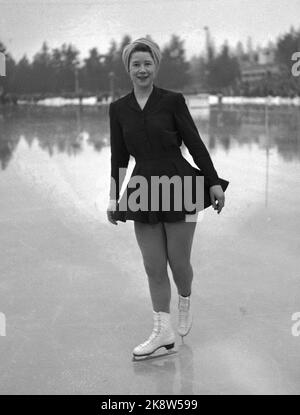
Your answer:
[132,62,152,66]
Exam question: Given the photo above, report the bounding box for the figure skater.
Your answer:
[106,37,229,360]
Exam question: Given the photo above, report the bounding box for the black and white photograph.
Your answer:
[0,0,299,399]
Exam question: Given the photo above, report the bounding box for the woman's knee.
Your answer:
[144,260,168,283]
[168,260,193,278]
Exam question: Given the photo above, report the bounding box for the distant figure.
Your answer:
[217,92,223,105]
[106,37,229,361]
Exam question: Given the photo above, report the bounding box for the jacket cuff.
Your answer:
[205,176,221,188]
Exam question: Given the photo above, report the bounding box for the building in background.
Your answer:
[239,41,282,94]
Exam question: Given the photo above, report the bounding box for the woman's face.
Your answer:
[128,51,157,89]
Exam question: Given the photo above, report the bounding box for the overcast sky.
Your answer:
[1,0,300,62]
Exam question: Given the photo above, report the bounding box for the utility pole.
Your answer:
[204,26,210,63]
[74,66,79,95]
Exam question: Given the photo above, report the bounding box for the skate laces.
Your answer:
[139,315,162,347]
[138,314,173,348]
[140,331,159,347]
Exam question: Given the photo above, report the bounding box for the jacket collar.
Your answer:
[126,83,163,113]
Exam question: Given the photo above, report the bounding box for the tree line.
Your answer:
[0,28,300,101]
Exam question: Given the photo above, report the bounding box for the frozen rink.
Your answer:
[0,105,299,394]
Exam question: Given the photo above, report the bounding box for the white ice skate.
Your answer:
[178,294,193,338]
[132,311,177,361]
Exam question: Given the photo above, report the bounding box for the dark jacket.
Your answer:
[109,84,224,201]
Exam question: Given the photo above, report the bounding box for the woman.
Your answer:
[106,37,229,360]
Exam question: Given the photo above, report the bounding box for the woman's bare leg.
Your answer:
[134,221,171,312]
[163,219,198,297]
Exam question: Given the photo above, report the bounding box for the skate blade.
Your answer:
[132,349,177,362]
[179,326,192,339]
[178,319,193,339]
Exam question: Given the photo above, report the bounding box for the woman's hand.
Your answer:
[209,185,225,214]
[106,199,118,225]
